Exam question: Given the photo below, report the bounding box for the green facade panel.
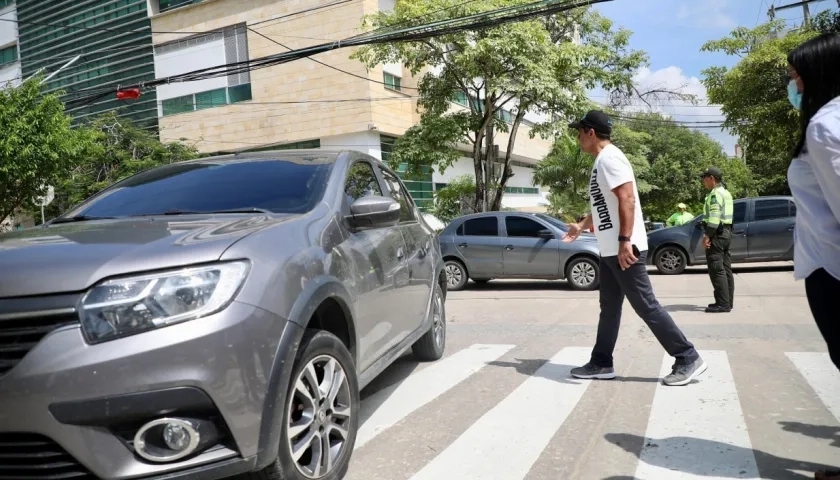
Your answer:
[17,0,158,128]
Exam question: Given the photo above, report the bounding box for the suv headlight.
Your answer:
[80,261,250,344]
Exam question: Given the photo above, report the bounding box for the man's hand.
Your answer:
[703,235,711,249]
[563,223,582,243]
[618,241,638,270]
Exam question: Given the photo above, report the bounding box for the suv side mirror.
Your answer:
[347,196,401,230]
[537,229,554,239]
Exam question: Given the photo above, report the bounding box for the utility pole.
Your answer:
[768,0,826,27]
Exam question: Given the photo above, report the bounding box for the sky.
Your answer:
[590,0,837,156]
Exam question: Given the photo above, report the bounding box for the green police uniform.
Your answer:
[702,174,735,311]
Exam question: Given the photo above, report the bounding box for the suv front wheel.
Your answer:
[253,329,359,480]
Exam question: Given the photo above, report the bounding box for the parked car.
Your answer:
[438,212,601,291]
[0,150,447,480]
[646,195,796,275]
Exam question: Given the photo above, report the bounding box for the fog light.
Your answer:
[133,417,218,463]
[163,423,191,451]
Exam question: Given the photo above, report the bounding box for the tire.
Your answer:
[444,259,468,291]
[246,329,359,480]
[654,245,687,275]
[411,282,446,362]
[565,256,599,291]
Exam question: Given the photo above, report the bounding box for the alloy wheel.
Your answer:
[432,288,445,349]
[660,250,683,272]
[287,355,352,479]
[445,264,463,289]
[570,261,596,287]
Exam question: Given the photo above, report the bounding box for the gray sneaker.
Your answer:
[663,358,708,386]
[570,362,616,380]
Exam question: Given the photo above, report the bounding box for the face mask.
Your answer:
[787,80,802,110]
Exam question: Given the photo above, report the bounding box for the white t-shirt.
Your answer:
[588,144,648,257]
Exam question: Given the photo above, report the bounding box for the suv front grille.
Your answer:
[0,433,95,479]
[0,311,79,376]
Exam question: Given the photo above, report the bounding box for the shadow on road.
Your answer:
[649,263,794,276]
[664,303,707,312]
[605,432,834,479]
[465,280,577,291]
[780,421,840,448]
[486,358,661,384]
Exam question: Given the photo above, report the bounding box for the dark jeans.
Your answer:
[591,250,700,368]
[806,268,840,371]
[705,227,734,308]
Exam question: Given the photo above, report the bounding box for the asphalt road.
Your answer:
[345,262,839,480]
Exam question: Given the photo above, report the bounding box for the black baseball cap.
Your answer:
[700,166,723,178]
[569,110,613,135]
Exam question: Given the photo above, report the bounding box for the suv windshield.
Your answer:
[63,157,334,219]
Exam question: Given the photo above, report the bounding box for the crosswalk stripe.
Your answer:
[354,343,514,450]
[406,347,593,480]
[634,350,759,479]
[786,352,840,422]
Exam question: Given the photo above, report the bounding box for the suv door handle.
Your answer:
[505,245,514,250]
[733,230,745,235]
[457,243,468,247]
[788,225,795,231]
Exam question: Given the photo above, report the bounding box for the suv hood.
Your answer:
[0,214,295,298]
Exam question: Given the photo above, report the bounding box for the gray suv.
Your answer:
[0,150,447,480]
[438,212,601,291]
[647,196,796,274]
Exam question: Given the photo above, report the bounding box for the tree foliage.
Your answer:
[701,21,818,195]
[0,77,97,224]
[431,175,478,224]
[352,0,662,212]
[34,111,202,221]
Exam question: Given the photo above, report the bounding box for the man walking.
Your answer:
[700,167,735,313]
[564,110,706,386]
[666,203,694,226]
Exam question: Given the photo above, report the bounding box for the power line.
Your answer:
[248,27,421,90]
[0,0,357,41]
[96,0,615,94]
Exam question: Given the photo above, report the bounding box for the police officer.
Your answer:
[700,167,734,313]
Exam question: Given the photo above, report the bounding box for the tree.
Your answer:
[352,0,658,212]
[812,9,840,34]
[0,77,96,225]
[34,111,202,221]
[701,21,818,195]
[431,175,478,224]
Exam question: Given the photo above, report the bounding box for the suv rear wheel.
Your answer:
[252,329,359,480]
[654,246,687,275]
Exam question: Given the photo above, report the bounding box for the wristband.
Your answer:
[618,235,631,242]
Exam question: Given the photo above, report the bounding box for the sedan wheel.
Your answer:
[566,257,599,291]
[444,260,468,291]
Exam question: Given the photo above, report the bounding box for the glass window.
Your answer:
[195,88,227,110]
[383,72,401,91]
[0,45,17,65]
[345,162,382,205]
[461,217,499,237]
[64,157,335,218]
[505,216,546,237]
[228,83,252,103]
[733,201,746,224]
[379,168,416,222]
[753,199,791,222]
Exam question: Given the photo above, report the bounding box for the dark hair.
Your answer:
[788,33,840,157]
[583,127,610,140]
